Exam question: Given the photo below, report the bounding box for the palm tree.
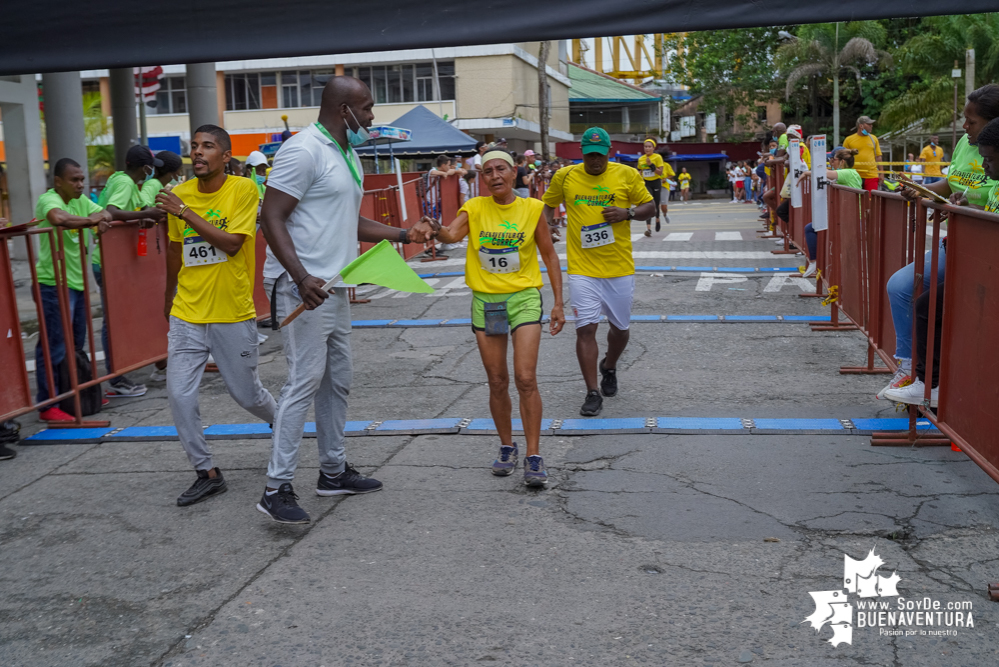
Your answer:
[779,22,891,146]
[82,91,114,183]
[879,14,999,134]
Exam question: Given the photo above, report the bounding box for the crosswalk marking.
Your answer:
[714,231,743,241]
[665,232,693,242]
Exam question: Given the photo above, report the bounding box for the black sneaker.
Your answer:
[177,468,227,506]
[580,390,603,416]
[599,359,618,397]
[257,483,310,524]
[316,463,383,496]
[655,219,661,232]
[0,444,16,461]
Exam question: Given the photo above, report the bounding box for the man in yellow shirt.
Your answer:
[919,135,945,184]
[542,127,655,416]
[842,115,882,191]
[155,125,277,508]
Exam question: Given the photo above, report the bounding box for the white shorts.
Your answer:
[568,274,634,330]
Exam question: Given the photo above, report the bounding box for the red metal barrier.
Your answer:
[98,222,169,373]
[920,202,999,470]
[814,185,864,335]
[0,226,33,417]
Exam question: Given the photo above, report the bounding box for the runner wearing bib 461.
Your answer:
[542,127,655,417]
[415,150,565,488]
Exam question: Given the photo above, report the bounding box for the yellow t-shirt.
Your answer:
[919,145,945,177]
[677,173,691,189]
[167,175,259,324]
[542,162,652,278]
[637,153,664,181]
[661,162,676,190]
[460,195,544,294]
[842,132,882,179]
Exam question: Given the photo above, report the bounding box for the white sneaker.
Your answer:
[149,368,167,382]
[884,379,938,408]
[802,262,817,278]
[665,214,671,224]
[257,332,268,344]
[876,366,912,400]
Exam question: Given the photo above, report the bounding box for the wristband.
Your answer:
[177,204,189,218]
[398,228,411,244]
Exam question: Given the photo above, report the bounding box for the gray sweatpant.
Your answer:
[167,316,277,471]
[265,273,352,488]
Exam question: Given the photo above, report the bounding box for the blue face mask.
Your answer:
[255,174,265,185]
[535,160,541,167]
[930,141,937,147]
[769,148,776,155]
[861,129,870,136]
[346,106,370,147]
[144,166,155,182]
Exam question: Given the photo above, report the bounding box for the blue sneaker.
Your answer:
[256,483,310,524]
[491,443,519,476]
[523,455,548,487]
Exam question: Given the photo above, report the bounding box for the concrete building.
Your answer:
[72,42,572,160]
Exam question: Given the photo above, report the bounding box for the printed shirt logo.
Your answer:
[574,184,615,207]
[479,218,524,248]
[182,207,229,237]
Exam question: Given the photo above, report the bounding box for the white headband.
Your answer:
[481,150,515,167]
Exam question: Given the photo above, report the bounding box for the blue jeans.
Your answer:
[923,177,942,185]
[92,265,113,377]
[35,284,86,404]
[804,223,818,259]
[886,242,946,361]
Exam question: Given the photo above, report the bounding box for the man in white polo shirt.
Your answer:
[258,76,432,524]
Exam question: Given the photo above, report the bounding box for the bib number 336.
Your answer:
[580,222,615,249]
[183,236,228,267]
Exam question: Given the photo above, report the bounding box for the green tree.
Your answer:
[879,13,999,133]
[666,27,789,140]
[779,21,891,146]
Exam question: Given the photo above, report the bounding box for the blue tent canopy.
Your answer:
[354,105,479,157]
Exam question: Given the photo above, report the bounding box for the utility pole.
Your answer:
[965,48,976,101]
[832,22,840,148]
[952,60,962,153]
[538,41,551,162]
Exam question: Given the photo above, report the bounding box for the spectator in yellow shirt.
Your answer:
[919,135,945,183]
[842,115,882,191]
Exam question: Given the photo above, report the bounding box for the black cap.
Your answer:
[125,145,163,168]
[155,150,182,173]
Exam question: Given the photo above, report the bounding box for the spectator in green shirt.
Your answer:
[33,159,112,420]
[139,151,183,208]
[94,145,166,398]
[245,150,269,201]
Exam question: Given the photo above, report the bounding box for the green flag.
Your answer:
[340,239,435,294]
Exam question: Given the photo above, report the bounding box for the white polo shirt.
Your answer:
[263,123,364,282]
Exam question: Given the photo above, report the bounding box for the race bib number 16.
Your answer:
[580,222,615,249]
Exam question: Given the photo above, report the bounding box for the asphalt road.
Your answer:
[2,200,996,667]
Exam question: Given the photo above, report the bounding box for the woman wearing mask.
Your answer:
[414,151,565,487]
[881,84,999,401]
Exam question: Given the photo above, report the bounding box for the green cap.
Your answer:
[581,127,611,155]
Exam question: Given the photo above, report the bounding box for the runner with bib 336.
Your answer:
[415,150,565,487]
[541,128,655,416]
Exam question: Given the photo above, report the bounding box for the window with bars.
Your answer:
[352,62,455,104]
[225,73,263,111]
[150,76,187,115]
